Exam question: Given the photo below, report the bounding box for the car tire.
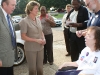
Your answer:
[14,44,25,66]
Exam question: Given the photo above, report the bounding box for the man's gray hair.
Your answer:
[84,0,100,3]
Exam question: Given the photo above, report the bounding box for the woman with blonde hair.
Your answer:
[19,1,46,75]
[61,4,72,56]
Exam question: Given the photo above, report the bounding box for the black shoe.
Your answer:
[49,62,53,65]
[65,54,70,56]
[43,62,47,65]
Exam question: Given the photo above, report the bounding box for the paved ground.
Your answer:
[14,28,71,75]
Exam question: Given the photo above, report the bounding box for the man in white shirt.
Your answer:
[66,0,89,62]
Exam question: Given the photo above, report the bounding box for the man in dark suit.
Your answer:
[0,0,16,75]
[76,0,100,37]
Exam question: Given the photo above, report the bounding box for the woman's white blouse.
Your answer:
[76,47,100,75]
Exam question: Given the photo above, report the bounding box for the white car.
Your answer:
[52,16,62,27]
[14,24,25,65]
[12,16,22,23]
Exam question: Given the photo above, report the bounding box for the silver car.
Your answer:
[12,16,22,23]
[52,16,62,27]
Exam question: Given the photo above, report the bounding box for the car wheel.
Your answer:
[14,45,25,65]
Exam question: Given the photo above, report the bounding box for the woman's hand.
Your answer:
[76,30,83,37]
[45,17,56,27]
[35,39,44,44]
[42,39,46,45]
[76,30,87,37]
[45,18,51,22]
[35,39,46,45]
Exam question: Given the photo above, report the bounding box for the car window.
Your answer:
[14,24,20,31]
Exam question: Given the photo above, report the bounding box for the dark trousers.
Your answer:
[0,66,14,75]
[44,33,53,63]
[63,28,70,54]
[70,32,85,61]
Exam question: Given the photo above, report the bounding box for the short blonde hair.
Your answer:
[66,4,72,8]
[25,1,40,15]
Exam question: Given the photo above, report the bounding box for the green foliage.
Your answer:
[12,0,28,15]
[54,13,64,19]
[12,0,71,15]
[39,0,71,10]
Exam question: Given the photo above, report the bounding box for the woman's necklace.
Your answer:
[32,18,37,24]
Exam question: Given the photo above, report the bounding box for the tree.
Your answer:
[12,0,71,15]
[12,0,28,15]
[38,0,71,10]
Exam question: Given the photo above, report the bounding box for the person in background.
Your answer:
[39,6,56,65]
[66,0,89,61]
[19,1,46,75]
[76,0,100,37]
[59,26,100,75]
[61,4,72,56]
[0,0,17,75]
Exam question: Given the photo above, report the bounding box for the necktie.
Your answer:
[6,14,16,48]
[87,14,95,27]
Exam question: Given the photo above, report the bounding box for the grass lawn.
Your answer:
[54,13,65,19]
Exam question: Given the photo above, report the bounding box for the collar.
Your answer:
[0,6,8,19]
[78,5,82,11]
[95,10,100,15]
[27,15,37,21]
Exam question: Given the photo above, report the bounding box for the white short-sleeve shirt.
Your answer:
[76,47,100,75]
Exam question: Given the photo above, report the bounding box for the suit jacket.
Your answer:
[0,7,15,67]
[19,16,44,51]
